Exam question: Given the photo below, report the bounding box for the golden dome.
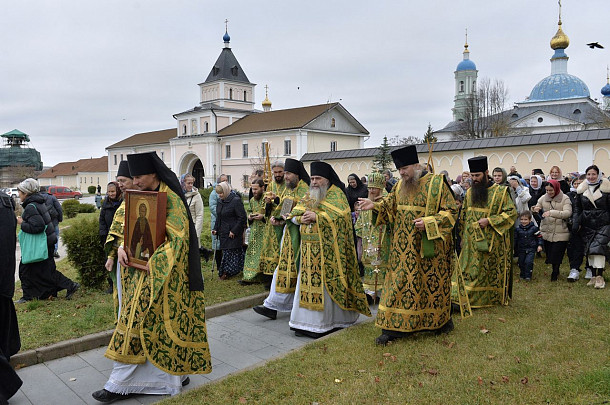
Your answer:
[550,21,570,50]
[262,96,272,107]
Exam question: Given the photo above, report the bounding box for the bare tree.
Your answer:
[456,78,510,139]
[585,105,610,129]
[388,135,422,146]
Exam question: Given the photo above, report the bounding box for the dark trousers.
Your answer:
[567,233,585,270]
[518,249,535,279]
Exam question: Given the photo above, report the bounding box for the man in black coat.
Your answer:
[0,190,23,403]
[40,190,63,258]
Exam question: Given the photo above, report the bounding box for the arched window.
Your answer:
[243,90,247,101]
[229,88,233,100]
[472,81,476,92]
[331,118,336,128]
[182,124,187,135]
[459,81,464,93]
[204,122,209,133]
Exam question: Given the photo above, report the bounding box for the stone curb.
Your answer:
[10,292,267,369]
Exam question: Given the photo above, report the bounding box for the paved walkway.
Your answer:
[11,307,373,404]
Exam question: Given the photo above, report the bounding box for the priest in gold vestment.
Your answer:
[451,156,517,308]
[288,161,371,338]
[92,152,210,403]
[359,145,458,345]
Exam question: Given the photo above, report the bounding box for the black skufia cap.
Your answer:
[468,156,488,173]
[310,161,345,192]
[284,158,310,185]
[116,160,132,179]
[391,145,419,169]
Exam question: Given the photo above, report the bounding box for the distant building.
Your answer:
[0,129,43,187]
[435,11,610,141]
[106,28,368,191]
[38,156,108,193]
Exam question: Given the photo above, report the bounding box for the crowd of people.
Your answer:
[2,147,609,403]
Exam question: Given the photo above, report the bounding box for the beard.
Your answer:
[274,175,284,184]
[309,183,329,208]
[471,177,489,207]
[399,169,422,200]
[286,177,298,190]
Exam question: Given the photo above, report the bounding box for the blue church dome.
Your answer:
[456,59,476,71]
[528,73,590,101]
[602,83,610,96]
[223,31,230,42]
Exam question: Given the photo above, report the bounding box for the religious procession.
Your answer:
[3,146,608,404]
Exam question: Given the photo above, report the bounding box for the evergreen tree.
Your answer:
[373,136,393,173]
[423,123,437,144]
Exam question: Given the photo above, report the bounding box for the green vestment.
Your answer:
[242,196,267,282]
[452,183,516,308]
[259,180,287,275]
[373,174,458,333]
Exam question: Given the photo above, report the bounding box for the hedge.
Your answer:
[61,216,107,290]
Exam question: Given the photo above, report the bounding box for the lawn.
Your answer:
[162,260,610,405]
[13,211,265,351]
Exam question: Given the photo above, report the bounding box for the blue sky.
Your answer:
[0,0,607,165]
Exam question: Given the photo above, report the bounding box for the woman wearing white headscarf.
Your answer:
[15,178,79,303]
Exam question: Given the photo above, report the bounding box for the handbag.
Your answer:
[18,203,49,264]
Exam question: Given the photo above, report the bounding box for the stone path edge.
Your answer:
[10,292,268,369]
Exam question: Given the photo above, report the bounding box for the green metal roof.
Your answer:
[2,129,30,142]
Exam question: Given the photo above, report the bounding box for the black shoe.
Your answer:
[253,305,277,320]
[53,251,60,258]
[293,328,324,339]
[238,280,254,286]
[551,273,559,282]
[92,389,133,403]
[375,333,397,346]
[182,377,190,387]
[199,247,213,262]
[66,282,80,300]
[434,318,455,335]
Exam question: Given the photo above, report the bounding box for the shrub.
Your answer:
[200,186,213,207]
[87,185,96,194]
[78,203,97,213]
[61,216,107,290]
[62,199,81,219]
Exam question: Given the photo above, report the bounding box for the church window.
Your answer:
[459,81,464,93]
[212,66,219,76]
[284,140,292,155]
[573,109,581,114]
[191,119,198,134]
[226,144,231,158]
[244,90,247,101]
[243,143,249,158]
[183,124,187,135]
[120,154,123,161]
[262,141,268,153]
[331,118,336,128]
[537,117,544,123]
[204,121,209,132]
[242,175,249,188]
[511,113,518,118]
[114,155,117,165]
[229,88,233,100]
[227,175,232,184]
[90,177,93,183]
[472,81,476,92]
[161,152,164,161]
[231,65,238,76]
[330,141,337,151]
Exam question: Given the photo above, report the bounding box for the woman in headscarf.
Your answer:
[532,179,572,281]
[548,165,570,194]
[212,181,247,280]
[345,173,368,213]
[180,174,204,246]
[528,174,545,224]
[99,181,122,293]
[15,178,79,303]
[573,165,609,289]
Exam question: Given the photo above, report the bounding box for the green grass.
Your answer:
[162,259,610,405]
[14,211,265,351]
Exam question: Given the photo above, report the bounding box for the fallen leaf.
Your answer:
[390,355,397,362]
[521,377,528,385]
[502,376,509,383]
[378,361,384,367]
[334,378,343,384]
[497,317,506,323]
[448,342,455,349]
[418,382,423,387]
[514,356,521,364]
[238,397,247,404]
[477,376,483,385]
[480,328,490,334]
[296,373,305,378]
[487,355,495,360]
[383,352,392,357]
[374,376,380,383]
[427,369,438,376]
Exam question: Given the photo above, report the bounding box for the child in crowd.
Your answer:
[514,210,543,280]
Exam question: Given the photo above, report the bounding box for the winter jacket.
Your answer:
[209,188,220,250]
[99,197,122,238]
[20,193,57,250]
[40,191,63,226]
[514,222,543,252]
[535,192,572,242]
[185,187,204,243]
[0,191,17,298]
[213,191,247,250]
[512,186,531,214]
[573,178,610,256]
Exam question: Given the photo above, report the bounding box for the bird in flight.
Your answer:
[586,42,604,49]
